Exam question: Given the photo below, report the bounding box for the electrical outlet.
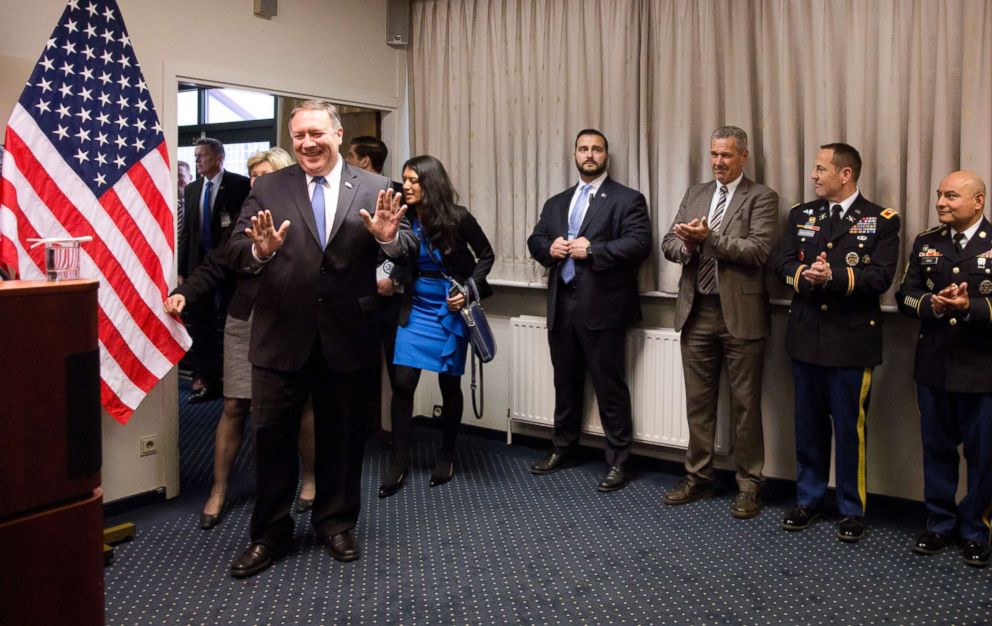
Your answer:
[139,435,158,457]
[432,404,443,418]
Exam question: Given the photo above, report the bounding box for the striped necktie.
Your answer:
[696,185,728,294]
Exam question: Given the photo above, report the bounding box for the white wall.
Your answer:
[0,0,408,502]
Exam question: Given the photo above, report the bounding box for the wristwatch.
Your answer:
[586,244,592,256]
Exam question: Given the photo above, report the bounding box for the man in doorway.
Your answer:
[178,139,250,402]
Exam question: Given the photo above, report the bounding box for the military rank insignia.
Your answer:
[903,294,921,310]
[849,217,877,234]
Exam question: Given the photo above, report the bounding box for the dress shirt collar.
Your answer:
[953,217,983,246]
[831,188,860,219]
[575,171,608,196]
[306,156,343,188]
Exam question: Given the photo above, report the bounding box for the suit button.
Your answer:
[317,298,324,304]
[869,320,876,326]
[952,267,960,274]
[820,304,828,311]
[320,267,327,275]
[949,317,958,326]
[858,243,864,248]
[827,243,834,249]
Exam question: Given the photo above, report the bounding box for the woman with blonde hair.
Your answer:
[165,147,317,528]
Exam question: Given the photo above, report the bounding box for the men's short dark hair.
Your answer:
[350,136,389,173]
[575,128,609,152]
[820,142,862,183]
[196,137,225,158]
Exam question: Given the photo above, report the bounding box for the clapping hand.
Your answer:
[361,189,408,242]
[801,252,832,286]
[672,218,710,254]
[931,282,969,316]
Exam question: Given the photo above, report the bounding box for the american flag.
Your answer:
[0,0,191,424]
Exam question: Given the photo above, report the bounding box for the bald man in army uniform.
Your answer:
[897,170,992,568]
[774,143,901,542]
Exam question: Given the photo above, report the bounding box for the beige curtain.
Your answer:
[410,0,992,297]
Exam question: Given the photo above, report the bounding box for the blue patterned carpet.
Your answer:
[103,385,992,625]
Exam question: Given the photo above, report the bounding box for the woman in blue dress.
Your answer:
[379,155,494,497]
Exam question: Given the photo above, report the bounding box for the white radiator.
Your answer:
[508,315,729,453]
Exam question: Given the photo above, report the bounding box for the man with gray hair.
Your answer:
[661,126,779,518]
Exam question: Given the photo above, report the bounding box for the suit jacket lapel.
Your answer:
[828,194,866,242]
[328,164,359,245]
[559,184,577,236]
[578,178,612,236]
[719,178,748,229]
[287,166,322,248]
[952,218,992,263]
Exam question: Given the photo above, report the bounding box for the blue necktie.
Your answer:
[311,176,326,246]
[201,180,213,247]
[561,183,592,284]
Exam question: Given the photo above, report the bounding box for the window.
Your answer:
[177,84,277,177]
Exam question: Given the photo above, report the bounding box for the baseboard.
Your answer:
[103,488,167,518]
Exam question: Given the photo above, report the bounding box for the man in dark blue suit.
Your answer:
[178,138,251,402]
[897,170,992,568]
[527,129,652,492]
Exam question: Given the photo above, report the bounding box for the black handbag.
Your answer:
[449,277,496,420]
[455,277,497,364]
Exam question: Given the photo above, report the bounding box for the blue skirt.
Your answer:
[393,276,469,376]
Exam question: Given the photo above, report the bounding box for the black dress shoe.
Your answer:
[597,465,628,492]
[378,468,407,498]
[199,512,222,530]
[529,451,577,475]
[325,530,360,563]
[914,530,952,555]
[296,498,313,512]
[188,387,219,404]
[838,516,866,542]
[962,540,992,567]
[230,543,282,579]
[430,460,454,487]
[782,505,823,531]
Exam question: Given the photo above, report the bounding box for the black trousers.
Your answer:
[249,341,377,549]
[548,286,633,467]
[183,294,223,389]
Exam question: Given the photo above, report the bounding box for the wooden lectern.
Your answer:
[0,280,104,626]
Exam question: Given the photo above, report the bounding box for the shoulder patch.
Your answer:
[881,208,898,220]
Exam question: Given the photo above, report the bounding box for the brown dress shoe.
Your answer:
[730,490,761,519]
[663,477,714,505]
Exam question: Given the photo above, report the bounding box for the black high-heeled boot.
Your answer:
[378,463,408,498]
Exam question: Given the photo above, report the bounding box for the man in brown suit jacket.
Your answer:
[660,126,779,518]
